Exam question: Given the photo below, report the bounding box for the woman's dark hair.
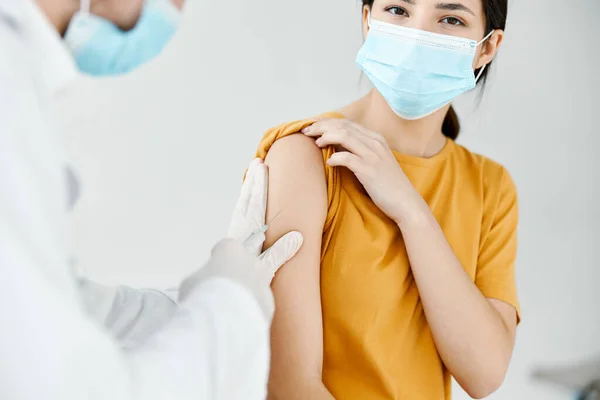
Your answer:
[361,0,508,139]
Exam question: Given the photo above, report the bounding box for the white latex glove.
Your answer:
[180,159,303,318]
[179,239,279,319]
[228,158,303,280]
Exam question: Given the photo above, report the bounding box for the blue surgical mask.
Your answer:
[64,0,181,76]
[356,16,493,120]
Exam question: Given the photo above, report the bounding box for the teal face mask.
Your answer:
[64,0,181,76]
[356,16,493,120]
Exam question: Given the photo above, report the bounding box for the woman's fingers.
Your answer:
[301,119,337,137]
[326,151,363,173]
[302,119,359,138]
[350,120,387,144]
[314,129,371,157]
[303,119,382,154]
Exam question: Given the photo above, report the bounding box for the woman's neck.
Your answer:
[36,0,79,36]
[341,90,449,158]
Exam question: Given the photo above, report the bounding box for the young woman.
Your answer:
[256,0,519,398]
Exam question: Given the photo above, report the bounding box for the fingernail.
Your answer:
[315,138,322,146]
[301,127,309,134]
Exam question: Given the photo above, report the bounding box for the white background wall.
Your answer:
[57,0,600,398]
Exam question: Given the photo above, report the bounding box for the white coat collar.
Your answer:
[1,0,79,98]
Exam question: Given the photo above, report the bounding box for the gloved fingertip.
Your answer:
[290,231,304,252]
[246,159,260,178]
[275,231,303,262]
[255,163,268,181]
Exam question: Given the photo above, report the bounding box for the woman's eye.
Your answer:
[386,6,408,17]
[441,16,464,26]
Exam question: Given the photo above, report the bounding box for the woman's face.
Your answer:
[364,0,503,70]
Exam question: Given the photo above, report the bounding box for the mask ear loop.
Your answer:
[80,0,91,15]
[476,30,495,46]
[474,30,495,83]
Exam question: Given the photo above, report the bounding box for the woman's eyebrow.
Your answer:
[435,2,476,16]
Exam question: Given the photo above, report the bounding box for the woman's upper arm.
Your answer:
[262,134,328,396]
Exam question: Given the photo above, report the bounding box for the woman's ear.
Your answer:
[362,6,370,40]
[475,29,504,70]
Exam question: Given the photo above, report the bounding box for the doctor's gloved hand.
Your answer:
[228,158,303,276]
[179,159,303,319]
[179,238,300,320]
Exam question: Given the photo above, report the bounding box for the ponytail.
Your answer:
[442,105,460,140]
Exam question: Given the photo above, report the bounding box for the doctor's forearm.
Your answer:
[78,279,179,349]
[129,277,271,399]
[398,207,514,398]
[6,271,269,400]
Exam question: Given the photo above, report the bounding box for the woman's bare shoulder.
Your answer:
[262,133,327,249]
[266,133,324,173]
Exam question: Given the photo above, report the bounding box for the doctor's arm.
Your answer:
[1,167,274,400]
[1,242,272,400]
[0,141,273,400]
[261,134,334,399]
[1,59,271,400]
[1,241,271,400]
[77,278,179,349]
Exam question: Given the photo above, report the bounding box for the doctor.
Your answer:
[0,0,303,399]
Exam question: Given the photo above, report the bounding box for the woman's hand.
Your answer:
[302,118,423,225]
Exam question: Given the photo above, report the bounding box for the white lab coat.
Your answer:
[0,1,270,399]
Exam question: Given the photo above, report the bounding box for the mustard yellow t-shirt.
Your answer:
[256,112,520,400]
